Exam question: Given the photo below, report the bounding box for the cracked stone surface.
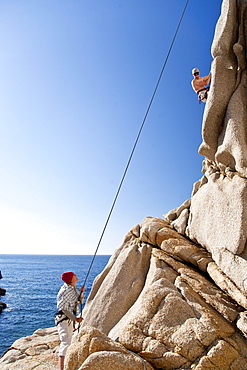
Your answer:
[0,327,59,370]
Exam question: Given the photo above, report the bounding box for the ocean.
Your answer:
[0,254,110,356]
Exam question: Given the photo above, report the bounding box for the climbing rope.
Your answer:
[82,0,190,288]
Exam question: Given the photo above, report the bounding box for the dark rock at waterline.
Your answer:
[0,287,6,296]
[0,301,7,313]
[0,270,2,279]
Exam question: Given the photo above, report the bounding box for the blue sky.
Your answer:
[0,0,222,255]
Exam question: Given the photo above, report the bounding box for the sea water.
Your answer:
[0,254,110,356]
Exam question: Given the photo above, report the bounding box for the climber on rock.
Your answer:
[191,68,211,103]
[55,271,85,370]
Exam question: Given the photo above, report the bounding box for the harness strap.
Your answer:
[55,310,69,326]
[197,87,209,104]
[197,87,209,94]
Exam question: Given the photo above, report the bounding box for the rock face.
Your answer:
[2,1,247,369]
[82,231,152,335]
[66,326,155,370]
[167,0,247,305]
[1,217,246,369]
[74,218,247,370]
[0,327,59,369]
[1,219,247,369]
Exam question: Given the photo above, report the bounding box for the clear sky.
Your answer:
[0,0,222,255]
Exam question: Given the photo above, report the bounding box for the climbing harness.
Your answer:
[54,310,70,326]
[197,87,209,104]
[81,0,190,292]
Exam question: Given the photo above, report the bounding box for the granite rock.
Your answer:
[81,231,152,335]
[0,327,59,370]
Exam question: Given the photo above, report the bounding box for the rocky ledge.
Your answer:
[0,327,59,370]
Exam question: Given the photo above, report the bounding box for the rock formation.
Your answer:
[1,0,247,369]
[2,219,247,369]
[0,327,59,370]
[168,0,247,307]
[75,218,247,370]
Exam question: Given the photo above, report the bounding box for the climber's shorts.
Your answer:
[57,319,73,356]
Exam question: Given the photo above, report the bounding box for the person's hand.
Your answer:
[76,317,83,323]
[80,285,85,293]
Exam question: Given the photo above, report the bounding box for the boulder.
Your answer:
[108,245,246,370]
[0,327,59,370]
[81,231,152,335]
[66,326,154,370]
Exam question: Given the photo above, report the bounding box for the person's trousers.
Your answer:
[57,320,73,356]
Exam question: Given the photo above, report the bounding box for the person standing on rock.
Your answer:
[56,271,85,370]
[191,67,211,103]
